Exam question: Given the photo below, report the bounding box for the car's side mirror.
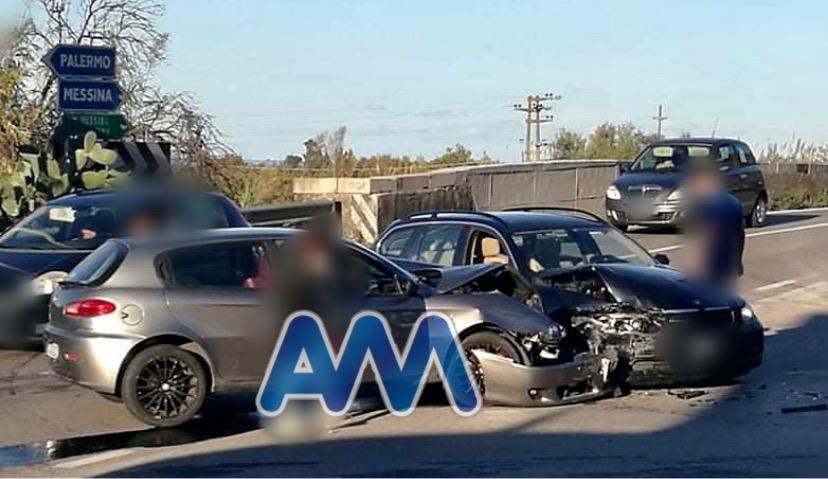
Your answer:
[619,163,630,173]
[654,253,670,265]
[413,268,442,288]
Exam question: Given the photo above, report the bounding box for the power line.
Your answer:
[513,93,561,162]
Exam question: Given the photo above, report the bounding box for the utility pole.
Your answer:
[652,104,668,138]
[514,93,561,162]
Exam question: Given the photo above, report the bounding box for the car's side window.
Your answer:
[468,229,509,266]
[169,196,232,230]
[717,145,738,169]
[347,248,405,296]
[379,227,416,259]
[164,241,268,289]
[735,143,756,166]
[413,225,467,267]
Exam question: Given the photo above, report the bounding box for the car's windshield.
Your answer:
[0,205,123,251]
[631,144,712,172]
[0,194,233,251]
[512,226,655,274]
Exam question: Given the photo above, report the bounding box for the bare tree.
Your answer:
[3,0,226,160]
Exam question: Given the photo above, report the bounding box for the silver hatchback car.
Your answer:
[44,228,617,427]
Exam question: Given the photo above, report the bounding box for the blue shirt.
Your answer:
[695,192,745,282]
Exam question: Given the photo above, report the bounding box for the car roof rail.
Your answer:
[405,210,510,229]
[501,206,609,224]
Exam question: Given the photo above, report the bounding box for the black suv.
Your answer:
[0,187,248,344]
[605,138,767,230]
[375,208,763,385]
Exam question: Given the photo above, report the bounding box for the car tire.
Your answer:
[121,344,208,428]
[461,331,523,401]
[747,196,767,228]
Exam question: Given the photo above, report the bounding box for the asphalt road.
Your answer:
[2,208,828,477]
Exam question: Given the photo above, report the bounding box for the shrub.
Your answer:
[765,172,828,210]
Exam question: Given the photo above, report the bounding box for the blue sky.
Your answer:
[4,0,828,161]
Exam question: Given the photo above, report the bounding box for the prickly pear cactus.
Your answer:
[1,130,129,225]
[75,131,129,190]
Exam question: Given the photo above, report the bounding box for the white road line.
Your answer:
[53,449,135,469]
[648,221,828,254]
[768,207,828,215]
[649,244,684,253]
[755,279,796,292]
[744,221,828,239]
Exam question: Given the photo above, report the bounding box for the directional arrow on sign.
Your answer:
[43,44,117,80]
[58,79,122,112]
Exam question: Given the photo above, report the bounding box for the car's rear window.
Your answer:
[164,241,268,288]
[66,241,128,286]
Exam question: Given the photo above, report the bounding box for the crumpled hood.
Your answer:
[0,249,87,290]
[432,263,506,294]
[594,264,741,310]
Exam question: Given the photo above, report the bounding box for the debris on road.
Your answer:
[781,404,828,414]
[667,389,708,400]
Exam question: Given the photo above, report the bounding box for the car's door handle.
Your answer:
[740,174,748,179]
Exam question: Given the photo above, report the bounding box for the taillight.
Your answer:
[63,299,116,318]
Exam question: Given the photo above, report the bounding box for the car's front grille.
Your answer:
[665,308,737,328]
[627,184,663,200]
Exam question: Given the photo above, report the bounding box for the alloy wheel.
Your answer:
[135,356,199,419]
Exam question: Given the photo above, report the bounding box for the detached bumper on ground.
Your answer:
[475,350,619,406]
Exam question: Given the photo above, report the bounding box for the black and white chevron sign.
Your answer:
[104,141,172,177]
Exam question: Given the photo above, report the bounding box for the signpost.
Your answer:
[44,43,122,167]
[57,79,122,112]
[56,113,127,141]
[43,44,116,80]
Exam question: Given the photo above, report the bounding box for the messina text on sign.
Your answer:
[58,80,121,111]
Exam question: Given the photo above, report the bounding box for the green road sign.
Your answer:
[56,113,127,142]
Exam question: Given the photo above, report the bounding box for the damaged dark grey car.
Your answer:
[376,208,764,387]
[44,228,618,427]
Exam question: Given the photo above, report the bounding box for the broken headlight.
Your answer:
[518,324,566,361]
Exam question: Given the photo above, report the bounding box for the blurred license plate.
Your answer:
[46,342,59,360]
[628,202,654,219]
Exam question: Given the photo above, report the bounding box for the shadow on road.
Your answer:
[0,396,261,468]
[99,313,828,478]
[762,213,819,228]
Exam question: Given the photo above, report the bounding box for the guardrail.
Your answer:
[241,200,341,227]
[760,162,828,175]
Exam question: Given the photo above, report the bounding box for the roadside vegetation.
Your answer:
[758,139,828,210]
[1,0,826,217]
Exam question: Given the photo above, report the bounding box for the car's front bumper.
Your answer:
[628,318,764,386]
[605,197,684,227]
[43,325,142,394]
[475,350,619,406]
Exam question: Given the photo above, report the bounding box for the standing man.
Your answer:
[684,158,745,287]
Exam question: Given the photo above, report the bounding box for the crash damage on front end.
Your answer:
[535,264,764,386]
[426,263,621,407]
